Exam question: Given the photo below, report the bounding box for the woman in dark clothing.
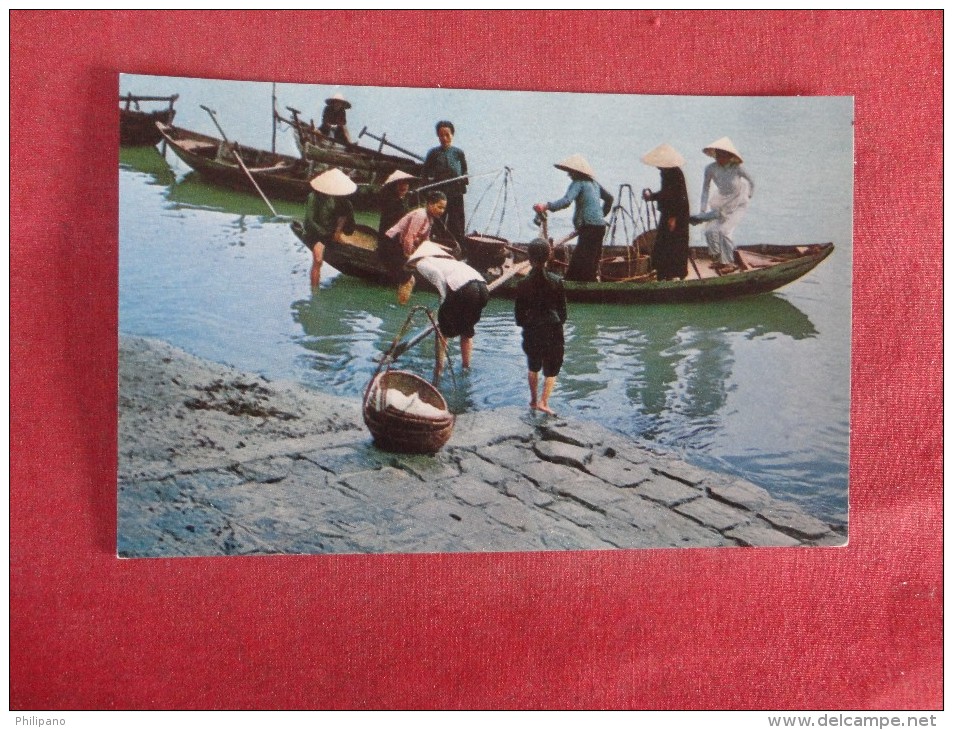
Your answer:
[422,120,468,244]
[319,93,352,144]
[641,143,691,281]
[515,238,568,415]
[302,168,356,288]
[378,170,418,238]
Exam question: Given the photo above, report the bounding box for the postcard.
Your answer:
[118,74,852,556]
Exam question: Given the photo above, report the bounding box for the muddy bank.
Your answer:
[118,336,846,557]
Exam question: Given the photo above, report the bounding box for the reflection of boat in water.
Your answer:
[560,292,819,452]
[119,93,178,146]
[163,171,306,219]
[572,292,818,342]
[118,145,176,186]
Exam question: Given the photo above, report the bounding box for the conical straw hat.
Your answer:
[309,168,358,196]
[325,92,352,109]
[703,136,743,163]
[641,143,685,169]
[554,153,596,179]
[406,240,455,265]
[383,170,418,186]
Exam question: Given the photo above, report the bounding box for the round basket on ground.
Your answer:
[362,370,455,454]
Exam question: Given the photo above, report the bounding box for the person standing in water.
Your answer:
[301,168,356,288]
[515,238,567,416]
[404,240,488,382]
[693,136,755,274]
[422,120,468,244]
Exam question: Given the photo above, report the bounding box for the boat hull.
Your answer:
[156,123,385,208]
[290,218,834,304]
[496,244,836,304]
[120,108,176,146]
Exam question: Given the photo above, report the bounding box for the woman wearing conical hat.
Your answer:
[302,168,357,288]
[533,154,614,282]
[319,92,352,145]
[378,169,419,238]
[693,136,755,274]
[404,240,488,382]
[641,144,691,281]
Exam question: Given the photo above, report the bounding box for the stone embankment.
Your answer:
[118,336,846,557]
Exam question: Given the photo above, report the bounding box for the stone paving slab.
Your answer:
[759,503,835,540]
[635,476,704,507]
[708,479,775,512]
[675,497,752,532]
[724,522,802,548]
[584,454,654,488]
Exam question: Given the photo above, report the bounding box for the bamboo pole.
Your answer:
[200,105,279,217]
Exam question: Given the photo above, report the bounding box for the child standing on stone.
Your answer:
[514,238,567,415]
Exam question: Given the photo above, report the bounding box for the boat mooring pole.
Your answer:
[200,105,279,217]
[271,83,277,154]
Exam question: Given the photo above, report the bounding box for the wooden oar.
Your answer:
[357,127,424,161]
[200,105,279,217]
[688,248,702,279]
[381,259,532,364]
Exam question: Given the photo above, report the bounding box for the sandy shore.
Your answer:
[118,335,846,556]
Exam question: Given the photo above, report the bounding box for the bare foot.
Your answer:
[536,403,556,416]
[529,401,538,410]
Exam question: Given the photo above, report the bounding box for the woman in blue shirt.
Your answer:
[534,154,613,282]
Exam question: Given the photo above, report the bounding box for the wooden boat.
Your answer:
[275,108,424,184]
[156,122,390,208]
[291,219,834,304]
[289,220,448,296]
[119,94,178,146]
[528,242,836,304]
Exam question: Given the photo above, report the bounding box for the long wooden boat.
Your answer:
[533,242,836,304]
[291,220,834,304]
[119,94,178,146]
[156,122,391,208]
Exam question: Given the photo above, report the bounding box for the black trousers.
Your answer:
[565,224,606,282]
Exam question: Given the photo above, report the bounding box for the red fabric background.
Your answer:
[10,11,942,709]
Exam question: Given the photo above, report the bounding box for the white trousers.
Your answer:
[704,194,749,265]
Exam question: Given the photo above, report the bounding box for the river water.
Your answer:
[119,74,853,526]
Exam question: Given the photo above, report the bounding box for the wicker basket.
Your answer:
[363,370,455,454]
[463,233,509,270]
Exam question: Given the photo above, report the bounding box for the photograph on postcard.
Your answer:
[118,74,851,556]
